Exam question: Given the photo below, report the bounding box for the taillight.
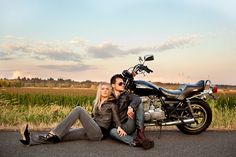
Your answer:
[212,86,218,93]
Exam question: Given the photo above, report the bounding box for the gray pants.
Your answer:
[109,102,144,145]
[30,106,103,145]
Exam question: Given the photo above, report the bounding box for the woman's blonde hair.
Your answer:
[92,82,112,115]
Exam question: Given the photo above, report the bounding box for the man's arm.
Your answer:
[127,92,141,111]
[127,92,141,119]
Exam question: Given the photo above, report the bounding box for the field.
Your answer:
[0,87,235,130]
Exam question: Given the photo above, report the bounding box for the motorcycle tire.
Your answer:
[177,99,212,135]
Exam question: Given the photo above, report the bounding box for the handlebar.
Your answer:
[142,65,153,73]
[122,56,154,80]
[131,64,153,76]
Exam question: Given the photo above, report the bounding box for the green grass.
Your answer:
[208,95,236,129]
[0,87,236,130]
[0,92,94,128]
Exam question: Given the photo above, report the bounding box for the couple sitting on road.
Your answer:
[19,74,154,150]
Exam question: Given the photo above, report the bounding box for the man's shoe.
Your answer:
[133,126,154,150]
[19,124,30,145]
[142,139,154,150]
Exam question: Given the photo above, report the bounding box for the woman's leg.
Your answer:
[28,106,102,145]
[61,128,89,141]
[51,106,103,140]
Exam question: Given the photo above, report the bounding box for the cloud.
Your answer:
[86,34,199,58]
[152,34,199,52]
[0,37,82,62]
[12,70,34,79]
[87,42,126,58]
[69,38,89,47]
[39,63,94,72]
[0,34,199,61]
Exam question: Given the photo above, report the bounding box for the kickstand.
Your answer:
[158,125,162,139]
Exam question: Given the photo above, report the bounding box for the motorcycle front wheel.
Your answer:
[177,99,212,135]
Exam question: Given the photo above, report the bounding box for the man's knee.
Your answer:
[109,128,118,137]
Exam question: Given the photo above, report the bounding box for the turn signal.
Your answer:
[212,86,218,93]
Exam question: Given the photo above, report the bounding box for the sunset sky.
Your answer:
[0,0,236,85]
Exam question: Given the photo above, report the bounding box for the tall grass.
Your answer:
[208,93,236,129]
[0,87,236,130]
[0,92,94,128]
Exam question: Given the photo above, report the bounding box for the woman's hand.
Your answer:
[117,126,127,137]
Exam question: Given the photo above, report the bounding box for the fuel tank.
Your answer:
[132,80,163,96]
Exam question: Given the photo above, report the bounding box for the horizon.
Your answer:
[1,76,235,86]
[1,0,236,85]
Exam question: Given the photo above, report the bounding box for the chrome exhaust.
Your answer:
[161,118,195,126]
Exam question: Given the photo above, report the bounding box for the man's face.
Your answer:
[112,78,125,92]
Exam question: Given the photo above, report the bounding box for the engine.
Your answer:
[141,96,166,122]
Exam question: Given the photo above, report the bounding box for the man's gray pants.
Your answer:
[109,102,144,145]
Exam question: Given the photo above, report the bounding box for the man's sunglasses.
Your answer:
[117,82,124,86]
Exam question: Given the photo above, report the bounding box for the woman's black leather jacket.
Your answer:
[93,98,121,130]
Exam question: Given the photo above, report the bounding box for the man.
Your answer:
[109,74,154,150]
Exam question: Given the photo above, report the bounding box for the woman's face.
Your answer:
[100,85,110,98]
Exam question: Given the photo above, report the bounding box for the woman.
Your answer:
[19,82,127,145]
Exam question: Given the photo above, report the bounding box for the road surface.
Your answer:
[0,130,235,157]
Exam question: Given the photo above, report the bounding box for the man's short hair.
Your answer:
[110,74,124,84]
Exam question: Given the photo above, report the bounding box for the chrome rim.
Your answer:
[185,104,207,130]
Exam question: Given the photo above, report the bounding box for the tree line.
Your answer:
[0,77,98,88]
[0,77,235,89]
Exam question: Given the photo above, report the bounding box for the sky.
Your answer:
[0,0,236,85]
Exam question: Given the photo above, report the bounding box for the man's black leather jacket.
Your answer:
[111,91,141,123]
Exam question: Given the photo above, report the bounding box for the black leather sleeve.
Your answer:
[127,92,141,111]
[111,103,122,128]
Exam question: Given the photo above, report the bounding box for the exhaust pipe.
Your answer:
[144,118,195,127]
[161,118,195,126]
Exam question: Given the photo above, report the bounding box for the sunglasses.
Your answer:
[117,82,124,86]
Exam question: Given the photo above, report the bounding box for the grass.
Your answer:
[0,87,236,130]
[208,90,236,129]
[0,87,95,130]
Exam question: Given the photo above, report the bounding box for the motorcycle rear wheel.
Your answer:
[177,99,212,135]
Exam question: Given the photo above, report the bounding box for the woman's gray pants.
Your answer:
[29,106,103,145]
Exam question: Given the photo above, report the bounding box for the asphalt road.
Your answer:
[0,130,235,157]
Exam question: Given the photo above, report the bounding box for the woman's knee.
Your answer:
[74,106,85,113]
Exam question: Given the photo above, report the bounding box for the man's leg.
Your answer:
[133,102,154,149]
[109,119,136,145]
[135,102,144,129]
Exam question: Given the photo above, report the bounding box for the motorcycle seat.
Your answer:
[160,80,205,100]
[159,88,182,99]
[178,80,205,91]
[177,80,205,100]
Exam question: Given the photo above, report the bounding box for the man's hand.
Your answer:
[117,126,127,137]
[127,107,134,119]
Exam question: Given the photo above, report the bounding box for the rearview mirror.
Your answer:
[139,56,143,62]
[144,55,154,61]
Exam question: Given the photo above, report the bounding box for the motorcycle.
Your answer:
[121,55,218,135]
